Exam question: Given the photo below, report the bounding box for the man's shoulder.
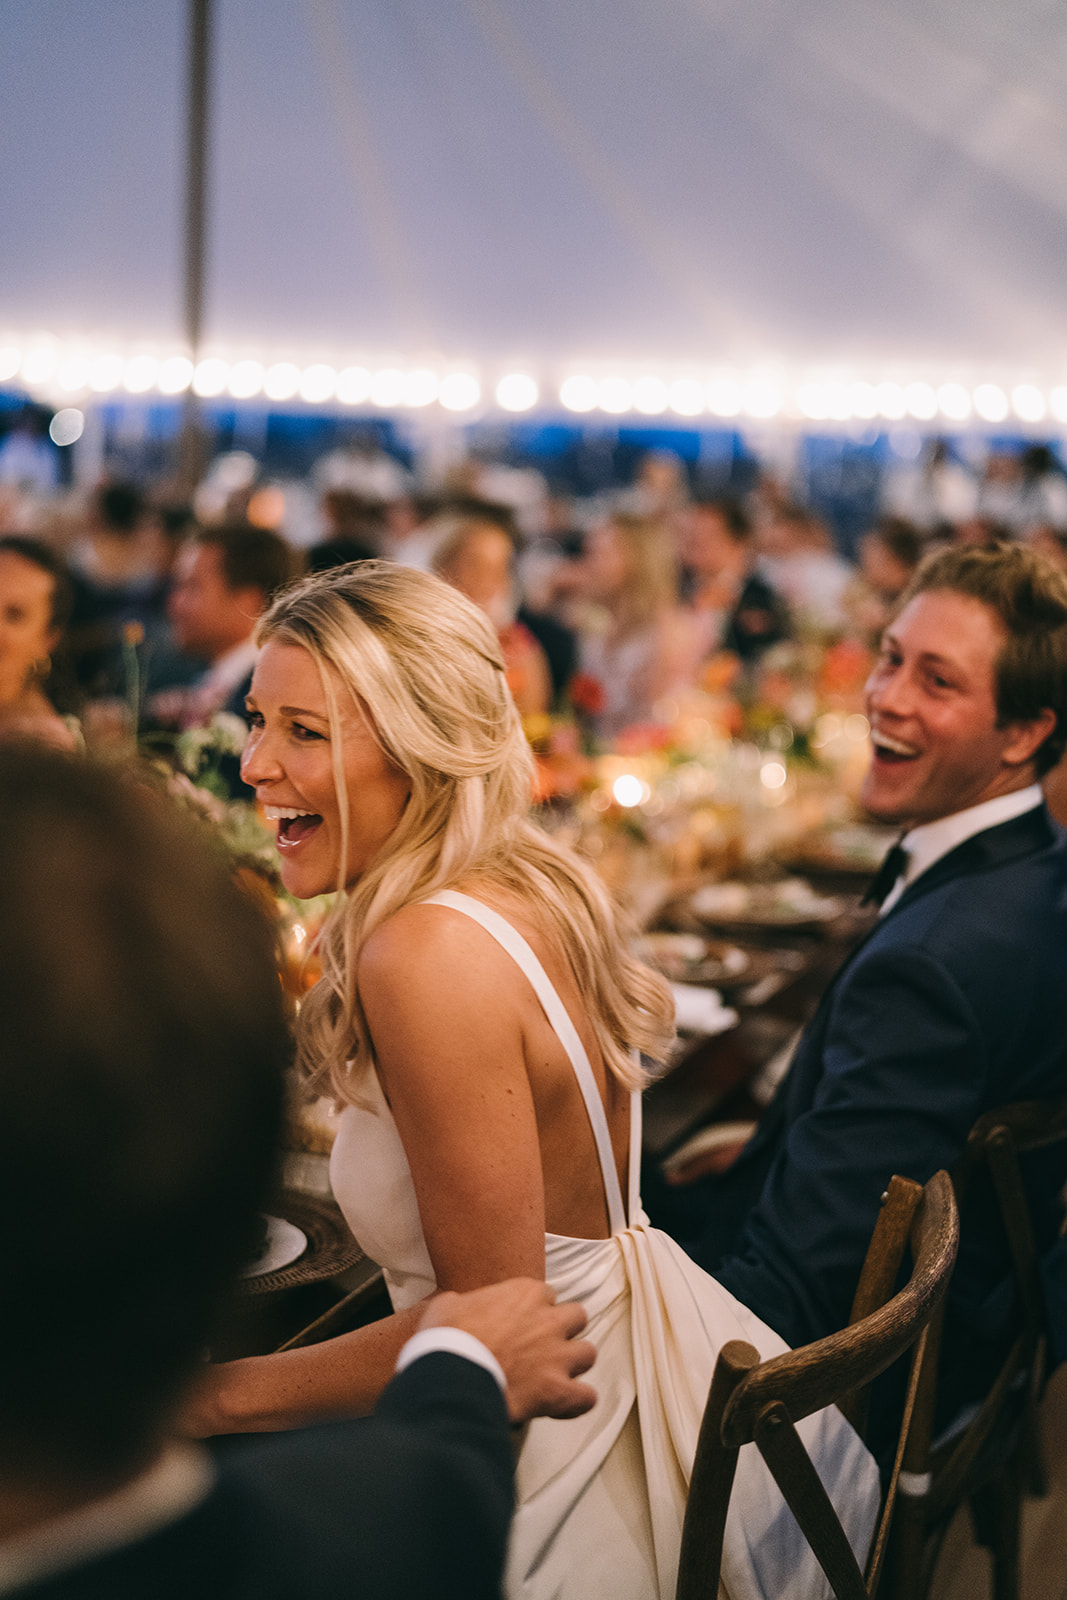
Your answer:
[854,810,1067,981]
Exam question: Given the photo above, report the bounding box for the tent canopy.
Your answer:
[4,0,1067,388]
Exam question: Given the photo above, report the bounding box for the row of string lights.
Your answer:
[3,341,1066,427]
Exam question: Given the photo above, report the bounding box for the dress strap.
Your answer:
[628,1075,642,1225]
[422,890,629,1233]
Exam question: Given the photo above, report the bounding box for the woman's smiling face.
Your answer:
[241,640,411,900]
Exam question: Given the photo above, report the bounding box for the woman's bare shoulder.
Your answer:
[357,895,525,1000]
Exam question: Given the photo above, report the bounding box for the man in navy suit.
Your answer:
[651,544,1067,1426]
[0,748,595,1600]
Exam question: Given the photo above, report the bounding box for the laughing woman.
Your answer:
[192,562,878,1600]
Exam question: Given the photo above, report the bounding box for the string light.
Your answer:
[227,360,265,399]
[192,358,229,397]
[3,335,1067,434]
[497,372,538,411]
[438,372,480,411]
[158,356,193,394]
[299,364,337,403]
[632,377,669,414]
[123,356,158,394]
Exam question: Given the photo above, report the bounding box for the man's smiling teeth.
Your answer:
[872,732,920,757]
[263,806,317,821]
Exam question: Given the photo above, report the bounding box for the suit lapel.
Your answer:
[748,805,1059,1140]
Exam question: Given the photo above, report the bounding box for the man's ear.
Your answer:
[1002,707,1057,768]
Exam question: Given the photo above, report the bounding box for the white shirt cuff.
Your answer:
[394,1326,508,1396]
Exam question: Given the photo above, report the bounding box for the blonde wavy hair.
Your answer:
[256,560,674,1105]
[599,512,679,634]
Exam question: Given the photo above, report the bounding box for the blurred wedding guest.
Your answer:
[149,523,294,729]
[317,489,384,564]
[0,536,78,749]
[0,407,58,496]
[434,518,552,716]
[681,498,790,665]
[882,437,978,533]
[0,745,596,1600]
[977,444,1067,536]
[756,503,854,634]
[312,430,411,503]
[66,482,171,697]
[845,517,925,639]
[618,449,689,521]
[575,512,688,736]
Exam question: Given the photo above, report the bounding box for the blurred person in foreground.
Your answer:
[648,544,1067,1450]
[0,536,78,750]
[433,517,552,716]
[0,745,596,1600]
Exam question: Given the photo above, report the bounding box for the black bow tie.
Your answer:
[861,836,910,908]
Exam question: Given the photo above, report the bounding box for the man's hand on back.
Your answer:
[420,1280,596,1424]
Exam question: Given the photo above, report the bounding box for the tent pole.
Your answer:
[178,0,212,493]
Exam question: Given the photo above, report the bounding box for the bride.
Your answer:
[195,560,879,1599]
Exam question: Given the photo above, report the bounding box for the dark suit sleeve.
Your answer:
[714,943,989,1348]
[235,1352,514,1600]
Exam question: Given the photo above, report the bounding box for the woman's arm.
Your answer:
[361,902,547,1290]
[184,901,547,1435]
[185,1300,429,1434]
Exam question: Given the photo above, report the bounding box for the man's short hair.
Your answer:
[0,749,289,1483]
[901,543,1067,775]
[197,523,294,603]
[691,497,752,542]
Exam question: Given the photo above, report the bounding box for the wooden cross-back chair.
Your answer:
[887,1096,1067,1600]
[676,1169,959,1600]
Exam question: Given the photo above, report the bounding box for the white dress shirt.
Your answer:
[879,784,1044,916]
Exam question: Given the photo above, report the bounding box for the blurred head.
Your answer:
[585,512,678,630]
[683,499,751,580]
[434,518,517,628]
[859,519,923,601]
[0,536,73,703]
[91,482,145,540]
[861,544,1067,823]
[758,504,817,558]
[167,524,293,660]
[0,748,288,1491]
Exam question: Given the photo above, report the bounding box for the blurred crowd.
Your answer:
[2,428,1066,780]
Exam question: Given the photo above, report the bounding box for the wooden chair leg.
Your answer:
[969,1478,1022,1600]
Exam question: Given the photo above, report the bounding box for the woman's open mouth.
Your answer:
[263,805,324,847]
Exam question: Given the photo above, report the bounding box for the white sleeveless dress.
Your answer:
[330,891,880,1600]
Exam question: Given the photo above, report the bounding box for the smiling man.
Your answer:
[650,543,1067,1438]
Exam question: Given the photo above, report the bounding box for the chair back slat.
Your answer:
[841,1175,924,1435]
[720,1172,958,1446]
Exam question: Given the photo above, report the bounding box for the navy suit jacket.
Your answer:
[678,805,1067,1420]
[18,1353,514,1600]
